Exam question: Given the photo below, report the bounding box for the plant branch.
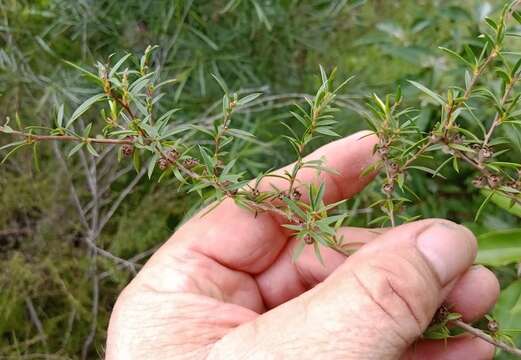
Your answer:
[483,75,520,147]
[452,319,521,358]
[1,128,135,145]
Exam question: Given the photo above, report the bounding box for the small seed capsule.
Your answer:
[182,158,199,169]
[377,145,389,157]
[479,146,493,162]
[452,133,465,144]
[487,319,499,333]
[389,162,400,175]
[472,176,487,188]
[292,190,302,201]
[121,144,134,157]
[487,174,502,188]
[165,149,179,163]
[158,157,170,171]
[506,180,520,190]
[382,183,394,194]
[303,235,314,245]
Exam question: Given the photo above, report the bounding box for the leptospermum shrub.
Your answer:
[2,1,521,357]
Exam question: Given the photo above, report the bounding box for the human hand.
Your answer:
[106,131,499,359]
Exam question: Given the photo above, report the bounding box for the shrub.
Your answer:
[1,0,520,358]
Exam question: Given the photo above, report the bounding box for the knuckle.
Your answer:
[353,253,437,338]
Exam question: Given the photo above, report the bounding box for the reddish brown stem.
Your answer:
[452,319,521,358]
[1,128,135,145]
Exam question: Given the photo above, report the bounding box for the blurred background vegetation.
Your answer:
[0,0,520,359]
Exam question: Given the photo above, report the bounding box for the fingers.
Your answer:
[401,266,499,359]
[306,219,478,357]
[171,131,378,274]
[404,336,495,360]
[445,265,500,322]
[334,219,477,327]
[211,220,480,359]
[255,227,386,308]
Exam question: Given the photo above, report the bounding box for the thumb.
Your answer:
[307,219,477,359]
[209,219,477,359]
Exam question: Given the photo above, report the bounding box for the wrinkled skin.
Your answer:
[107,132,499,360]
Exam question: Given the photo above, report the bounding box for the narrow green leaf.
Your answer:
[68,142,84,157]
[315,127,340,137]
[190,27,219,50]
[198,145,214,172]
[408,80,446,106]
[86,143,99,157]
[1,142,27,164]
[56,104,64,128]
[109,53,131,78]
[439,47,473,68]
[475,190,495,221]
[63,60,102,84]
[237,93,262,106]
[67,94,106,128]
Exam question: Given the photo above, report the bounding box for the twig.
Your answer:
[52,142,90,230]
[24,297,48,350]
[452,319,521,358]
[81,269,99,360]
[483,75,520,147]
[1,128,135,145]
[95,165,147,235]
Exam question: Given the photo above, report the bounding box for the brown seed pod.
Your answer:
[251,188,260,198]
[472,176,487,188]
[165,149,179,163]
[431,304,450,325]
[487,174,502,188]
[303,235,314,245]
[158,157,170,171]
[506,180,520,190]
[382,183,394,194]
[377,145,389,157]
[479,146,493,162]
[292,189,302,201]
[389,162,400,175]
[182,157,199,169]
[451,133,465,144]
[487,319,499,333]
[121,144,134,157]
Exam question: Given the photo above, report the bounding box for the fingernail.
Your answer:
[416,222,476,285]
[469,264,486,273]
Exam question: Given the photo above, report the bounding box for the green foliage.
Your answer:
[0,0,520,358]
[478,229,521,266]
[493,280,521,359]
